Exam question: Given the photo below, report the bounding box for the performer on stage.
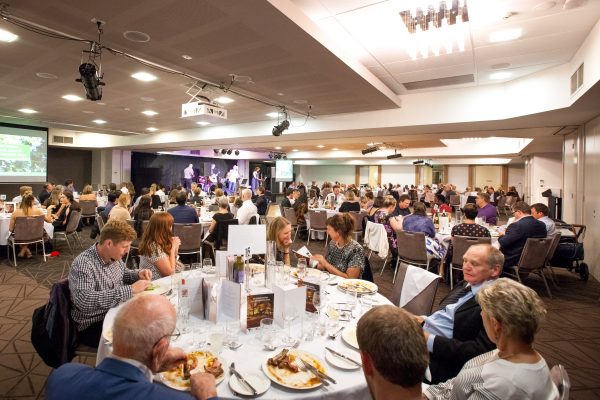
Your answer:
[183,163,195,190]
[251,166,262,192]
[227,164,239,193]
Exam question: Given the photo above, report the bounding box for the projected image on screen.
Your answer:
[275,160,293,182]
[0,124,48,183]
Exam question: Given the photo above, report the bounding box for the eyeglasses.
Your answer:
[153,329,180,348]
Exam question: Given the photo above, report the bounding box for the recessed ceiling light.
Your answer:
[62,94,83,102]
[214,96,234,104]
[0,28,18,43]
[141,110,158,116]
[146,127,159,132]
[182,54,193,60]
[123,31,151,43]
[489,71,512,80]
[332,148,339,151]
[266,112,279,118]
[82,110,95,114]
[140,96,155,102]
[276,92,285,96]
[36,72,58,79]
[316,145,325,148]
[274,146,282,150]
[489,28,523,43]
[196,121,211,126]
[131,72,157,82]
[93,119,107,124]
[19,108,37,114]
[292,149,299,152]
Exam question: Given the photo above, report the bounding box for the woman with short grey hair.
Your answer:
[425,278,559,399]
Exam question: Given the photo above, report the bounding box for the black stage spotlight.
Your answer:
[227,149,233,155]
[76,63,104,101]
[361,146,379,155]
[221,149,227,154]
[268,152,273,159]
[234,150,240,156]
[412,160,424,165]
[272,120,290,136]
[214,149,219,155]
[387,153,403,159]
[283,154,287,159]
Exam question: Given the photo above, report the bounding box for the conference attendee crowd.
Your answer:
[3,177,566,399]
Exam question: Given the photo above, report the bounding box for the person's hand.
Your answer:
[414,315,425,325]
[157,347,187,372]
[190,372,218,400]
[131,279,150,294]
[310,254,326,270]
[171,236,182,250]
[138,269,152,281]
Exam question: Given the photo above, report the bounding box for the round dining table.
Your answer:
[97,270,391,399]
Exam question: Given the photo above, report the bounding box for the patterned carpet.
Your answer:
[0,225,599,399]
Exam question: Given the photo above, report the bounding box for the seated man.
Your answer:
[168,192,200,224]
[12,185,41,206]
[69,220,152,347]
[38,182,54,205]
[46,295,218,400]
[475,192,497,225]
[235,188,258,225]
[253,186,268,216]
[531,202,556,236]
[498,201,547,269]
[394,194,412,217]
[357,305,428,400]
[420,244,503,383]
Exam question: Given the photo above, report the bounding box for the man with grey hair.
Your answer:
[418,244,504,384]
[357,306,428,399]
[235,188,257,225]
[46,295,218,400]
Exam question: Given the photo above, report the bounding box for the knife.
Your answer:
[299,358,337,384]
[229,363,258,396]
[325,347,362,367]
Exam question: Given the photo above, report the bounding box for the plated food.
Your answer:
[262,349,327,390]
[137,280,170,296]
[338,279,378,295]
[291,268,323,279]
[159,350,224,391]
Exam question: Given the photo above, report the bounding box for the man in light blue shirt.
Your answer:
[531,203,556,236]
[416,244,504,383]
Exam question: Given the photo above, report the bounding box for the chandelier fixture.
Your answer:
[400,0,469,60]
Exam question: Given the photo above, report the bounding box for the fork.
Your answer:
[293,357,329,387]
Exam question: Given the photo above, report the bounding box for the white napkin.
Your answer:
[399,265,440,308]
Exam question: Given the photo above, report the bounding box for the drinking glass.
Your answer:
[202,258,214,274]
[282,303,299,345]
[312,290,324,316]
[260,318,275,347]
[296,258,307,281]
[192,262,201,273]
[194,324,208,348]
[266,241,276,264]
[455,210,463,224]
[225,320,241,349]
[302,312,316,342]
[275,261,284,284]
[347,287,358,312]
[209,325,225,354]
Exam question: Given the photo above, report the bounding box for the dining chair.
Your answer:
[7,215,46,266]
[174,223,204,262]
[449,236,492,289]
[306,209,328,246]
[390,263,441,316]
[505,237,555,298]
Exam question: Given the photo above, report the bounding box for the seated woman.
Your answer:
[189,187,203,205]
[78,184,96,201]
[307,189,319,208]
[132,196,154,238]
[310,213,365,279]
[403,201,446,261]
[372,196,403,264]
[339,190,361,212]
[204,197,234,243]
[425,278,559,399]
[432,194,452,214]
[43,187,62,210]
[51,191,78,232]
[9,193,52,258]
[366,195,384,221]
[138,212,181,280]
[266,216,292,265]
[452,203,491,238]
[108,193,131,222]
[360,190,374,211]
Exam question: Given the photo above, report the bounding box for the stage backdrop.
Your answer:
[131,152,236,191]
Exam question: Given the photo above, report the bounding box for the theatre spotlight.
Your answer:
[227,149,233,155]
[234,150,240,156]
[268,152,273,159]
[221,149,227,154]
[361,146,379,155]
[272,119,290,136]
[76,62,104,101]
[387,151,403,159]
[412,160,424,165]
[213,149,219,155]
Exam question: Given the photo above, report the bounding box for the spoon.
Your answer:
[328,327,344,340]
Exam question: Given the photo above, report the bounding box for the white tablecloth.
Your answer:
[0,215,54,246]
[97,271,390,399]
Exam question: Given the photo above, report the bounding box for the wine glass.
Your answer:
[202,258,214,274]
[312,291,323,315]
[296,258,307,281]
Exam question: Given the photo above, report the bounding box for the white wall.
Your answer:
[529,153,563,205]
[447,166,469,191]
[294,165,355,185]
[474,166,502,189]
[507,165,525,196]
[583,115,600,280]
[380,165,415,186]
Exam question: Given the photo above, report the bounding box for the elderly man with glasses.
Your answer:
[46,294,218,400]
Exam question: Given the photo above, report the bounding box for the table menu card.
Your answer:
[301,280,320,313]
[246,293,274,329]
[219,280,242,322]
[273,284,306,328]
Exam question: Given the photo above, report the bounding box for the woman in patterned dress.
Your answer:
[138,212,182,280]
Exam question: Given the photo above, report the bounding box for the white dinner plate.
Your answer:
[229,370,271,396]
[262,349,326,390]
[158,350,225,391]
[325,348,361,370]
[341,327,359,350]
[337,279,378,295]
[136,280,171,297]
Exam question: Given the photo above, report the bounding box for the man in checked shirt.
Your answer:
[69,219,153,347]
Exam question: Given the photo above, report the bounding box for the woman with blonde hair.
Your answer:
[43,187,62,210]
[267,216,292,265]
[339,190,361,212]
[108,193,131,221]
[9,193,52,258]
[425,278,558,399]
[79,184,96,201]
[138,212,181,280]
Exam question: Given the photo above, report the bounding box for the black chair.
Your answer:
[361,256,374,282]
[205,218,238,258]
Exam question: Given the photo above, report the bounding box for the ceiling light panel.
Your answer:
[214,96,234,104]
[131,72,157,82]
[0,28,18,42]
[62,94,83,102]
[489,28,523,43]
[141,110,158,116]
[18,108,37,114]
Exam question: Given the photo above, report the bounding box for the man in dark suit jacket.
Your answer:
[279,188,296,215]
[46,295,218,400]
[498,201,547,269]
[253,187,269,216]
[419,244,504,383]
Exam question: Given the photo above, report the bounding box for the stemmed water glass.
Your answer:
[296,258,307,281]
[282,303,299,346]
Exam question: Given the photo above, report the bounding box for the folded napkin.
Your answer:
[399,265,440,308]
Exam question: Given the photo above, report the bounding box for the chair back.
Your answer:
[396,230,428,264]
[451,236,492,267]
[265,203,281,221]
[496,195,507,209]
[96,214,105,231]
[361,256,374,282]
[571,224,586,242]
[505,195,516,207]
[13,215,45,242]
[283,207,298,226]
[248,214,260,225]
[449,195,461,207]
[173,223,203,252]
[65,210,81,234]
[349,211,366,232]
[517,237,554,272]
[215,218,238,249]
[78,200,98,217]
[391,263,440,315]
[308,209,328,230]
[546,232,562,263]
[408,189,418,202]
[364,221,389,258]
[550,364,570,400]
